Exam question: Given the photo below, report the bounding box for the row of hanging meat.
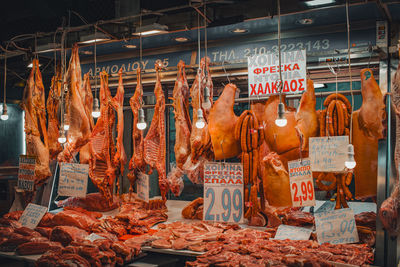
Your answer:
[22,44,389,213]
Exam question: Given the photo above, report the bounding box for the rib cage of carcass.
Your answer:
[89,70,126,204]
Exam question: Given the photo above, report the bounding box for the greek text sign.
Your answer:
[18,203,47,229]
[288,158,316,207]
[315,208,359,245]
[274,224,313,240]
[309,136,348,172]
[248,50,306,96]
[59,163,89,197]
[137,173,150,202]
[18,155,36,191]
[204,163,244,223]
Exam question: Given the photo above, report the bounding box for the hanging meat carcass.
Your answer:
[352,69,385,198]
[189,57,214,163]
[89,71,117,204]
[47,67,62,160]
[173,61,192,168]
[79,73,95,164]
[143,64,168,200]
[379,183,400,238]
[208,83,241,160]
[21,59,51,186]
[167,62,191,196]
[251,79,318,168]
[111,69,127,192]
[127,68,146,190]
[58,45,92,163]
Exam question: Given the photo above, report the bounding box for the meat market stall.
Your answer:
[0,0,399,266]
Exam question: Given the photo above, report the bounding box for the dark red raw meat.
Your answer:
[50,226,88,246]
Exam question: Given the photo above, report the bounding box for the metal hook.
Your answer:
[367,44,373,69]
[221,61,231,84]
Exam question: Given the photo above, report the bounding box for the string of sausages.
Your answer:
[234,110,264,219]
[316,93,353,209]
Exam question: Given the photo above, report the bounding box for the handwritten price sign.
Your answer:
[18,203,47,229]
[59,163,89,197]
[315,208,359,245]
[137,173,150,202]
[204,163,244,223]
[274,225,313,240]
[309,136,348,172]
[288,158,316,207]
[18,155,36,191]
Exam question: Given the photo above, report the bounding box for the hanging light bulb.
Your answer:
[92,98,101,118]
[195,108,206,129]
[345,144,356,169]
[63,113,70,131]
[1,104,9,121]
[58,129,67,144]
[136,108,147,130]
[275,102,287,127]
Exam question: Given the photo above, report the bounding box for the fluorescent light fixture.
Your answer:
[314,83,326,89]
[27,62,42,68]
[123,44,137,49]
[304,0,335,7]
[79,32,110,44]
[174,37,189,42]
[230,28,248,34]
[297,18,314,25]
[36,43,61,53]
[133,23,168,36]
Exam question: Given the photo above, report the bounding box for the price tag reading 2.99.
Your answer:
[288,158,316,207]
[204,163,244,223]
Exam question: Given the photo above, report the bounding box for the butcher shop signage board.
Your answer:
[274,225,313,240]
[309,136,348,172]
[288,158,316,207]
[59,163,89,197]
[137,173,150,202]
[204,162,244,223]
[18,155,36,191]
[314,208,359,245]
[247,49,306,96]
[18,203,47,229]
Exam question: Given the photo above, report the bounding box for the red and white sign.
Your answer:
[248,50,307,96]
[288,158,316,207]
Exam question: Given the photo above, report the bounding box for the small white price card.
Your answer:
[203,163,243,223]
[137,173,149,202]
[309,136,348,172]
[18,203,47,229]
[18,155,36,191]
[274,225,313,240]
[59,163,89,197]
[288,158,316,207]
[85,233,106,242]
[315,208,359,245]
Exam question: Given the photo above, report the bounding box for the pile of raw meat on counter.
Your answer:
[0,193,167,266]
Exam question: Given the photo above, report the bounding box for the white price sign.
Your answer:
[18,203,47,229]
[137,173,149,202]
[248,50,306,96]
[288,158,316,207]
[309,136,348,172]
[85,233,106,242]
[315,208,359,245]
[59,163,89,197]
[204,163,244,223]
[274,225,313,240]
[18,155,36,191]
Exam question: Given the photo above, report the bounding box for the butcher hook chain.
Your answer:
[346,0,354,144]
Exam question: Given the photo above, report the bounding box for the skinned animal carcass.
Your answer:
[58,45,92,163]
[352,69,385,198]
[143,64,168,200]
[21,59,51,186]
[79,73,95,164]
[127,68,146,190]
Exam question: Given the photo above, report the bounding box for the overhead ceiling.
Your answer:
[0,0,398,101]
